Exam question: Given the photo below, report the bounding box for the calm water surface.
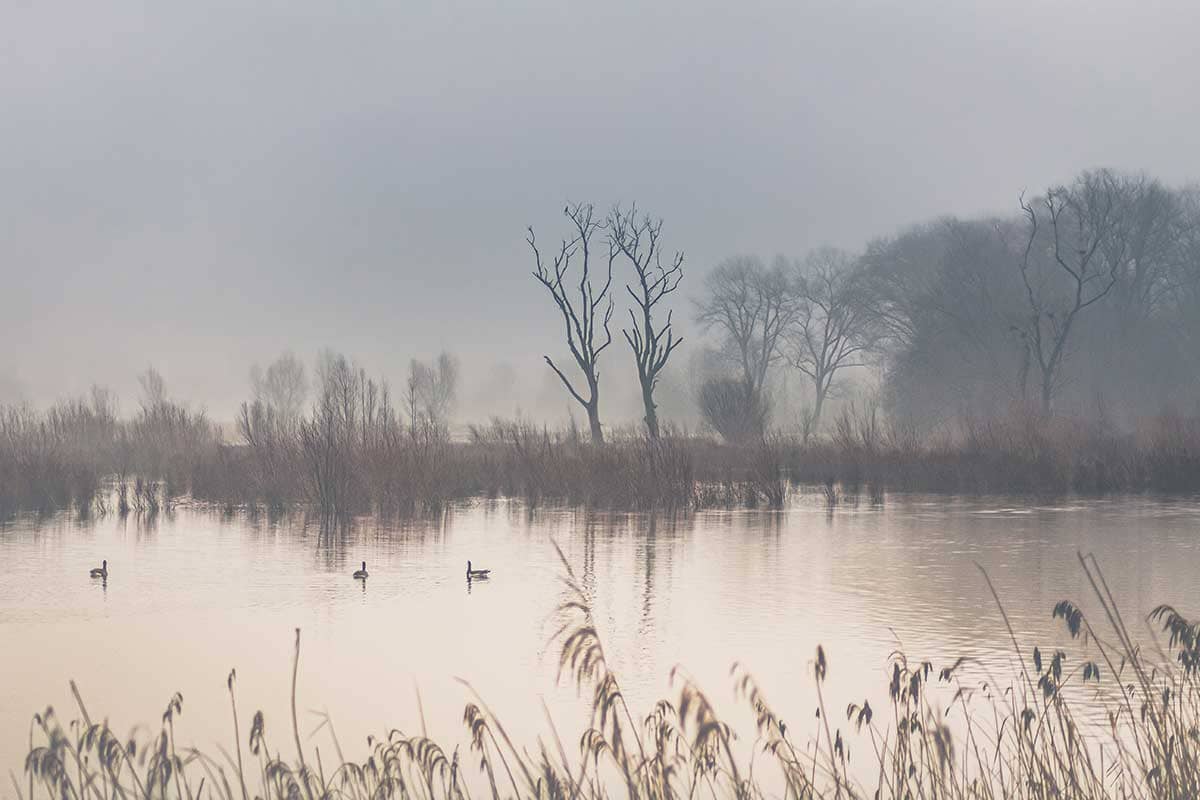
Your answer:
[3,493,1200,778]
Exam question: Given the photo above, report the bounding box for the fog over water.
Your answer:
[6,2,1200,420]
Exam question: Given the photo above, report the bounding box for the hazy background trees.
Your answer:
[1015,172,1125,415]
[685,168,1200,440]
[694,256,799,439]
[137,367,167,413]
[859,217,1027,425]
[849,169,1200,430]
[691,251,876,441]
[787,247,876,438]
[407,352,460,435]
[250,352,308,423]
[8,168,1199,446]
[128,365,214,482]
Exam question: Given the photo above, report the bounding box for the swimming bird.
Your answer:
[90,560,107,579]
[466,560,491,580]
[353,561,368,579]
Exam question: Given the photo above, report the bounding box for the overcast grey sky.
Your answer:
[4,0,1200,418]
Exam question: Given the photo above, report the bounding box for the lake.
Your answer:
[3,492,1199,782]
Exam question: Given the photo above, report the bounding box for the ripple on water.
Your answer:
[2,494,1200,775]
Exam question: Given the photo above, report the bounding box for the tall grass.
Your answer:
[17,550,1200,799]
[0,391,218,518]
[781,402,1200,496]
[0,392,118,516]
[7,388,1200,519]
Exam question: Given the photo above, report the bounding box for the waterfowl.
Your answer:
[90,560,107,579]
[353,561,368,579]
[466,560,491,580]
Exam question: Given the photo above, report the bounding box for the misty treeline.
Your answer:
[0,351,464,516]
[0,368,216,515]
[4,349,1199,520]
[0,350,710,516]
[871,169,1200,426]
[227,347,712,514]
[532,170,1200,444]
[232,349,466,515]
[238,349,460,448]
[6,168,1200,517]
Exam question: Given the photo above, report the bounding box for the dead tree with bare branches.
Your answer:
[609,205,684,439]
[529,203,615,443]
[1016,172,1125,415]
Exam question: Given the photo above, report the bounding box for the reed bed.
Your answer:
[0,393,218,518]
[17,549,1200,800]
[779,406,1200,496]
[6,392,1200,519]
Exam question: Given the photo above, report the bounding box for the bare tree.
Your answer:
[137,366,167,412]
[297,350,399,516]
[528,203,615,443]
[1173,186,1200,358]
[406,362,422,440]
[407,352,459,434]
[1016,172,1125,415]
[695,256,800,429]
[1102,174,1187,328]
[787,248,874,438]
[609,205,684,438]
[300,376,354,518]
[250,351,308,424]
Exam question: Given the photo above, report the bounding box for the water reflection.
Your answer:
[640,515,656,637]
[2,494,1200,777]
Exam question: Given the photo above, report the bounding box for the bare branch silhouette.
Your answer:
[609,204,684,439]
[787,248,875,439]
[529,203,615,443]
[1015,171,1125,415]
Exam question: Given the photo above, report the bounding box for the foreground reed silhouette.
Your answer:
[18,549,1200,799]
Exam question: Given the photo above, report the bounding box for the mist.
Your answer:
[15,4,1200,796]
[7,1,1200,423]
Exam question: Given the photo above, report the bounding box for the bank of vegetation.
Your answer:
[3,379,1200,519]
[7,168,1200,517]
[18,551,1200,799]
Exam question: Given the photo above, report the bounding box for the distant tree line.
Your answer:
[240,350,458,440]
[532,170,1200,442]
[864,169,1200,428]
[234,349,462,516]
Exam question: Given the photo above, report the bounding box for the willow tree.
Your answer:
[609,205,684,439]
[529,203,614,443]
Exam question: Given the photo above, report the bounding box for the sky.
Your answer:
[4,0,1200,420]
